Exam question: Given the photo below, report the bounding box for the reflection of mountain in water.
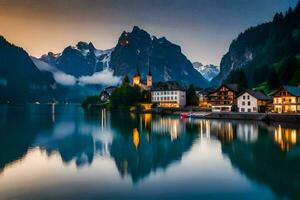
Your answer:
[221,123,300,199]
[0,106,53,171]
[109,113,198,183]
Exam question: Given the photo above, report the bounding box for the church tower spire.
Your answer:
[147,63,152,87]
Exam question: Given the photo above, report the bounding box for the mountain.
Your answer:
[110,26,208,87]
[40,26,208,87]
[192,62,219,81]
[212,2,300,92]
[0,36,57,103]
[40,42,113,77]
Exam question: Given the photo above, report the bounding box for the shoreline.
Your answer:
[149,108,300,123]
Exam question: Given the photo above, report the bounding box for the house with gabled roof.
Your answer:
[272,85,300,113]
[208,84,240,112]
[237,90,272,113]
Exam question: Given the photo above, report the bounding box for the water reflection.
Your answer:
[274,125,298,151]
[0,105,300,199]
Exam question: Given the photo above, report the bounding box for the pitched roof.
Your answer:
[271,85,300,97]
[237,90,272,100]
[283,85,300,97]
[151,81,185,91]
[208,83,240,95]
[225,84,239,92]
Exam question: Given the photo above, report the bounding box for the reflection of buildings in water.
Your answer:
[236,123,258,143]
[51,104,55,123]
[132,128,140,149]
[274,125,298,151]
[199,120,210,139]
[210,121,234,143]
[151,117,184,141]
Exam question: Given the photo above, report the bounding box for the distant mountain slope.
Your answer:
[212,2,300,91]
[110,26,208,87]
[40,26,209,87]
[192,62,219,81]
[40,42,113,77]
[0,36,56,103]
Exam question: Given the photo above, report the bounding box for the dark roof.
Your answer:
[283,85,300,96]
[237,90,272,100]
[196,87,217,95]
[225,84,239,92]
[271,85,300,97]
[151,81,185,91]
[208,84,240,95]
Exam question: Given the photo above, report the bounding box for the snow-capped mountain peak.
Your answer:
[193,62,220,81]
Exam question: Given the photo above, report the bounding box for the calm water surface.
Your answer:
[0,105,299,200]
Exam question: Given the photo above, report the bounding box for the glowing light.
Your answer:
[133,128,140,149]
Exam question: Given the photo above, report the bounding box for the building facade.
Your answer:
[237,90,271,113]
[208,84,239,112]
[151,81,186,108]
[272,85,300,113]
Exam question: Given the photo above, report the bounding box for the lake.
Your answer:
[0,105,299,200]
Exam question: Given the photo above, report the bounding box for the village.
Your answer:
[99,64,300,122]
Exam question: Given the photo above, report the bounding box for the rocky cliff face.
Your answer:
[40,42,113,77]
[40,26,208,87]
[110,26,208,87]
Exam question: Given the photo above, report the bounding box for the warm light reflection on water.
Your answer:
[0,106,300,199]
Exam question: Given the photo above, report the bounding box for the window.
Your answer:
[248,101,251,106]
[248,108,251,112]
[241,108,245,112]
[247,95,250,100]
[243,96,245,100]
[242,101,245,106]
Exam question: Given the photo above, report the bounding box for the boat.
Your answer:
[180,112,192,118]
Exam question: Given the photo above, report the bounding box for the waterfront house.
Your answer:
[151,81,186,108]
[208,84,240,112]
[272,85,300,113]
[237,90,272,113]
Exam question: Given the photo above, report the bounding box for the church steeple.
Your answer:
[134,64,140,77]
[147,63,152,87]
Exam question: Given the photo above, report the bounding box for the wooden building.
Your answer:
[208,84,240,112]
[272,85,300,113]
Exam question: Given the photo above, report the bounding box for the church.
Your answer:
[132,64,152,91]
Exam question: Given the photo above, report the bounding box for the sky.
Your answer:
[0,0,298,65]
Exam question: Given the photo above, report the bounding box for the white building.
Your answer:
[237,90,271,113]
[151,81,186,108]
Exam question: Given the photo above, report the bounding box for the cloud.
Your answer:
[78,69,121,86]
[53,72,77,86]
[32,57,120,86]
